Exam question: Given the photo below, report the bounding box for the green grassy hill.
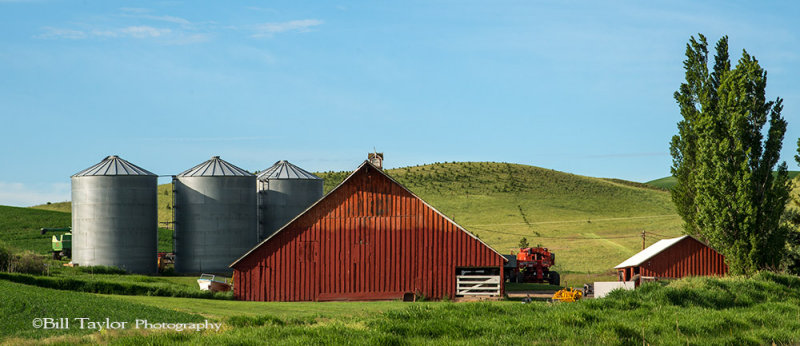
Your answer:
[647,171,800,190]
[645,176,677,190]
[0,206,71,253]
[19,162,681,278]
[30,201,70,213]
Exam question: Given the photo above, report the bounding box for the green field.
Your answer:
[647,171,800,190]
[0,206,71,254]
[0,280,205,341]
[645,176,678,190]
[7,272,797,344]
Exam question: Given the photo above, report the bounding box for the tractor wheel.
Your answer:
[548,271,560,286]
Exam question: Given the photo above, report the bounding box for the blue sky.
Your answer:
[1,1,798,206]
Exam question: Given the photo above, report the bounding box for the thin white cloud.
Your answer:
[36,25,171,40]
[121,26,171,38]
[252,19,323,37]
[35,27,87,40]
[120,7,151,14]
[0,182,70,208]
[166,32,213,45]
[122,13,192,26]
[142,15,191,25]
[140,136,270,142]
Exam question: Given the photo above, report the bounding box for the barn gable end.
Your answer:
[231,161,506,301]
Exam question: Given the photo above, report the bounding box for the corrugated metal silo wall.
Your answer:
[233,165,505,301]
[258,179,323,241]
[175,176,257,273]
[71,176,157,273]
[639,237,728,278]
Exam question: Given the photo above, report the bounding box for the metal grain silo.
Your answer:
[174,156,257,273]
[71,155,157,273]
[257,160,323,241]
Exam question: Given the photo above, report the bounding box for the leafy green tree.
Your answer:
[670,34,790,274]
[518,237,529,249]
[786,142,800,274]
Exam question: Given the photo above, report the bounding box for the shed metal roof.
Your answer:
[72,155,156,177]
[614,235,690,269]
[178,156,253,177]
[257,160,321,180]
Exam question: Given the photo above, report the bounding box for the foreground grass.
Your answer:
[0,280,204,341]
[107,295,414,320]
[37,272,794,345]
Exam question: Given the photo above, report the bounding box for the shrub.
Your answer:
[78,265,127,275]
[11,251,46,275]
[0,241,12,272]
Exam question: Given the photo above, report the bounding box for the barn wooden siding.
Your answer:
[618,237,728,281]
[232,162,505,301]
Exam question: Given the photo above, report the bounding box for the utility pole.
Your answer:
[641,231,646,250]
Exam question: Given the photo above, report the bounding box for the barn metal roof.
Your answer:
[614,235,690,269]
[257,160,321,181]
[231,160,507,267]
[72,155,156,177]
[178,156,253,177]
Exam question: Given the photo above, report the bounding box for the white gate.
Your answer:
[456,275,501,296]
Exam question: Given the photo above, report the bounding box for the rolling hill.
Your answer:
[15,162,682,279]
[647,171,800,190]
[0,206,71,254]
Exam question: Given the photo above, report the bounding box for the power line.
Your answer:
[469,226,644,240]
[463,214,679,227]
[645,231,672,238]
[468,227,680,242]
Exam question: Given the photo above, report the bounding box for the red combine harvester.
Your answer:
[504,247,559,285]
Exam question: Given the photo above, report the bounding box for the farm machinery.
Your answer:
[40,227,71,260]
[552,287,583,302]
[504,246,560,285]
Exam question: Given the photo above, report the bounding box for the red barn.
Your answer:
[230,161,507,301]
[614,235,728,281]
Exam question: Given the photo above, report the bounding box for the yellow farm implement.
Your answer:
[552,287,583,302]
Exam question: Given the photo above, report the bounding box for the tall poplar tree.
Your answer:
[670,34,790,274]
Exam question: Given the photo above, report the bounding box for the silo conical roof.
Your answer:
[72,155,156,177]
[178,156,253,177]
[257,160,321,180]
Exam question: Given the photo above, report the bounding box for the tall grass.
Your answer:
[71,273,800,345]
[0,272,231,300]
[0,280,205,340]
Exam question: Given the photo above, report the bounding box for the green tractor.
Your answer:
[41,227,71,260]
